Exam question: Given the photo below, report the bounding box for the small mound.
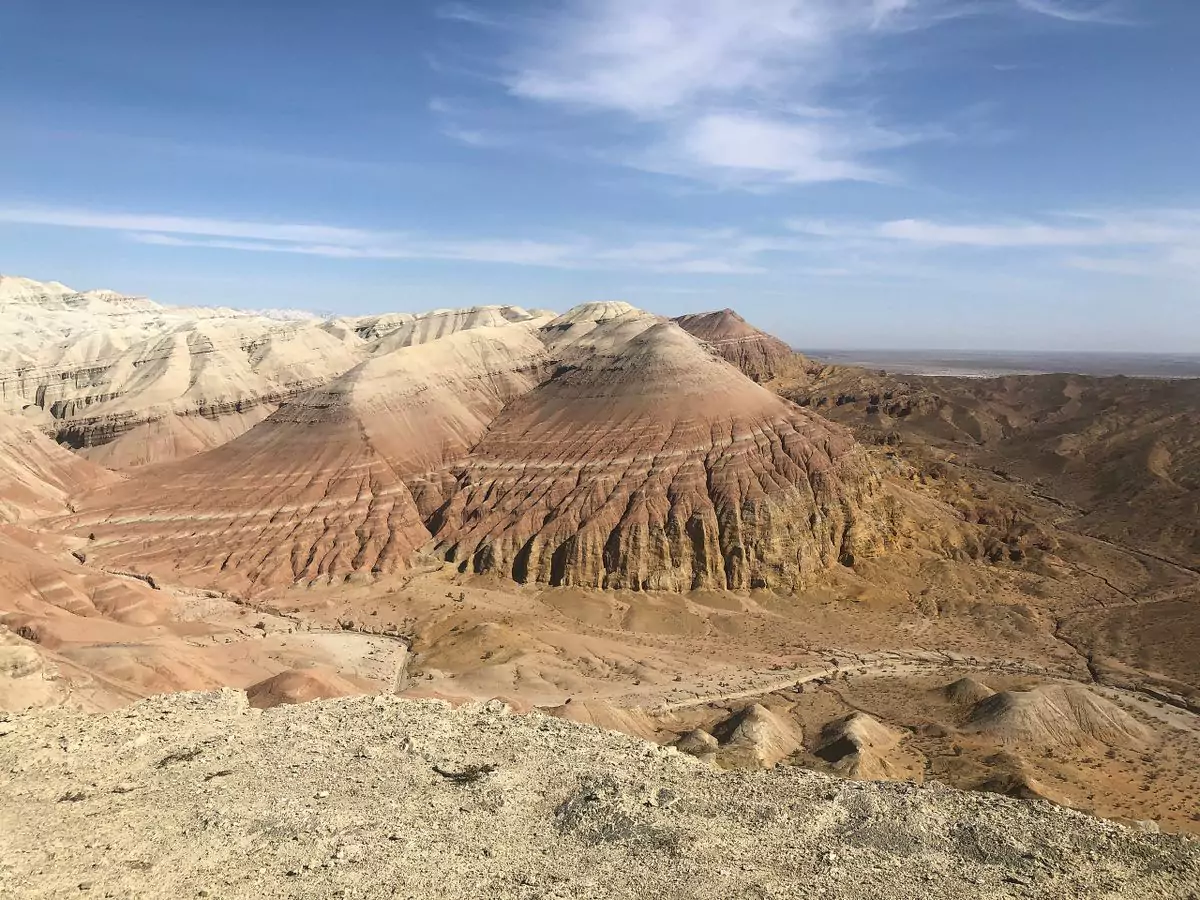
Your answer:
[967,684,1150,748]
[710,703,803,768]
[814,712,904,779]
[972,751,1073,806]
[539,700,661,743]
[244,667,364,709]
[0,627,45,679]
[976,770,1069,805]
[942,676,996,706]
[673,728,719,761]
[0,625,65,710]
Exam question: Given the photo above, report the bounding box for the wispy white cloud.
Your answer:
[429,2,965,187]
[872,218,1109,246]
[128,232,581,266]
[437,0,1115,189]
[1015,0,1130,25]
[788,211,1200,249]
[632,112,914,185]
[439,125,510,149]
[498,0,971,116]
[659,258,767,274]
[435,2,511,28]
[0,207,377,247]
[498,0,951,186]
[1063,255,1158,276]
[593,241,700,264]
[9,202,1193,284]
[0,204,767,274]
[786,209,1200,283]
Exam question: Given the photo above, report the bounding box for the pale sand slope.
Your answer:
[538,300,662,361]
[0,275,365,466]
[0,690,1195,900]
[0,412,117,522]
[368,304,553,353]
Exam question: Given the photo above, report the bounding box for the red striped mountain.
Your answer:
[672,308,797,382]
[66,305,888,595]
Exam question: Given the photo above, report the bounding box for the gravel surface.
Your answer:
[1,690,1197,899]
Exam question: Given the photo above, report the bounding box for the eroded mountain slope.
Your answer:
[62,303,901,597]
[0,277,557,469]
[784,368,1200,569]
[673,308,798,382]
[1,276,366,466]
[69,326,549,594]
[432,321,888,591]
[5,277,1199,845]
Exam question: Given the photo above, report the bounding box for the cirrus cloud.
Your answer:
[435,0,1127,188]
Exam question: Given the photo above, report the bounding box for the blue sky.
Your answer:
[1,0,1198,350]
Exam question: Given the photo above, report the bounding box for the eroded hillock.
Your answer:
[967,684,1151,749]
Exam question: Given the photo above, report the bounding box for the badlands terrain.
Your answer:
[1,273,1198,894]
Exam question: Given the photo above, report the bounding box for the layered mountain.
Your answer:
[0,274,163,314]
[54,320,367,468]
[6,273,1200,845]
[48,294,889,595]
[70,326,550,594]
[431,320,886,591]
[1,276,365,467]
[343,305,552,343]
[673,308,798,382]
[365,304,554,352]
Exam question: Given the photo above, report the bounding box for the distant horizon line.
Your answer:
[800,347,1200,357]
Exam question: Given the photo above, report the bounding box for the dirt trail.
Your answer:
[653,650,1056,712]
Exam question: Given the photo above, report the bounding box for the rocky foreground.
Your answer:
[1,692,1196,900]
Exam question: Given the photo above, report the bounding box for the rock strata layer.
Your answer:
[432,321,884,591]
[70,327,548,593]
[17,285,890,595]
[673,308,797,382]
[0,276,553,469]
